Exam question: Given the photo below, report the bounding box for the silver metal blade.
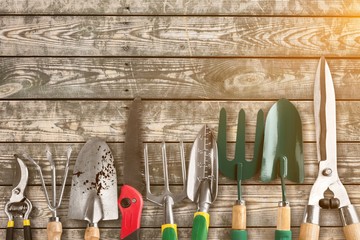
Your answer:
[84,193,103,225]
[314,57,337,164]
[308,57,351,207]
[123,98,144,193]
[68,138,118,221]
[10,156,29,203]
[187,125,218,204]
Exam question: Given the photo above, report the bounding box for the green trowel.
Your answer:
[261,98,304,240]
[218,108,264,240]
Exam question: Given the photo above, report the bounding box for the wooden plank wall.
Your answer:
[1,1,360,239]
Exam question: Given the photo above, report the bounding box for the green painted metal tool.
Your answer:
[217,108,264,240]
[261,98,304,240]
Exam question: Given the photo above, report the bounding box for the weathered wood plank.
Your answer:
[1,16,360,57]
[1,100,360,142]
[0,0,359,16]
[1,185,359,228]
[0,142,359,186]
[0,227,348,240]
[2,58,360,100]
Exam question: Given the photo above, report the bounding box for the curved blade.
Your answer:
[10,156,29,203]
[314,57,337,164]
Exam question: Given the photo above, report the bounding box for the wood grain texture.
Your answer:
[2,58,360,100]
[1,16,360,57]
[0,0,360,16]
[0,142,359,186]
[0,227,349,240]
[2,100,360,142]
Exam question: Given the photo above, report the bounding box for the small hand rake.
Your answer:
[144,142,187,240]
[25,146,72,240]
[217,108,264,240]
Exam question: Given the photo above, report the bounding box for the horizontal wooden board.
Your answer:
[2,58,360,100]
[0,227,348,240]
[0,142,359,185]
[2,100,360,142]
[1,16,360,57]
[1,185,359,228]
[0,0,359,16]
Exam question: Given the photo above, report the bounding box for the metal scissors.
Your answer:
[4,155,33,240]
[299,57,360,239]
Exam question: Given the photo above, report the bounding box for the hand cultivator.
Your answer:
[144,142,187,240]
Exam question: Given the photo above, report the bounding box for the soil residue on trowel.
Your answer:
[80,145,116,195]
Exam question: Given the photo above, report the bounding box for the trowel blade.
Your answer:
[68,138,118,221]
[261,99,304,183]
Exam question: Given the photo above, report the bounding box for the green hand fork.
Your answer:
[217,108,264,240]
[144,142,187,240]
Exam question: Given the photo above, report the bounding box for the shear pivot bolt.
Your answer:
[322,168,332,176]
[120,198,132,208]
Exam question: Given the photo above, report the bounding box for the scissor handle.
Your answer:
[343,223,360,240]
[6,220,14,240]
[299,223,320,240]
[24,219,32,240]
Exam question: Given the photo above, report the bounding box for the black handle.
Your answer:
[6,223,14,240]
[24,220,32,240]
[123,229,140,240]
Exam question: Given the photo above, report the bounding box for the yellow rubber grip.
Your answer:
[162,224,177,234]
[23,219,31,226]
[7,220,14,228]
[194,212,210,228]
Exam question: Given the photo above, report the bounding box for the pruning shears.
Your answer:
[299,57,360,239]
[4,155,33,240]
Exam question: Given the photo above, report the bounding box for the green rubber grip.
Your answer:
[231,229,248,240]
[191,212,209,240]
[162,224,177,240]
[275,230,292,240]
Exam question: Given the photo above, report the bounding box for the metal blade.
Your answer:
[314,57,337,164]
[123,98,144,193]
[84,193,103,225]
[187,125,218,204]
[10,156,29,203]
[68,138,118,221]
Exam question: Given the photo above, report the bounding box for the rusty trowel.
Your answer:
[68,138,118,240]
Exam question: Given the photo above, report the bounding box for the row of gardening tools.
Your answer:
[4,57,360,240]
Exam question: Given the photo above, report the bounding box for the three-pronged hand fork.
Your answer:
[144,142,187,240]
[217,108,264,240]
[25,146,72,240]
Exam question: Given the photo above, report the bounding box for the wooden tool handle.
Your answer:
[299,223,320,240]
[277,206,290,230]
[232,205,246,230]
[343,223,360,240]
[47,221,63,240]
[84,226,100,240]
